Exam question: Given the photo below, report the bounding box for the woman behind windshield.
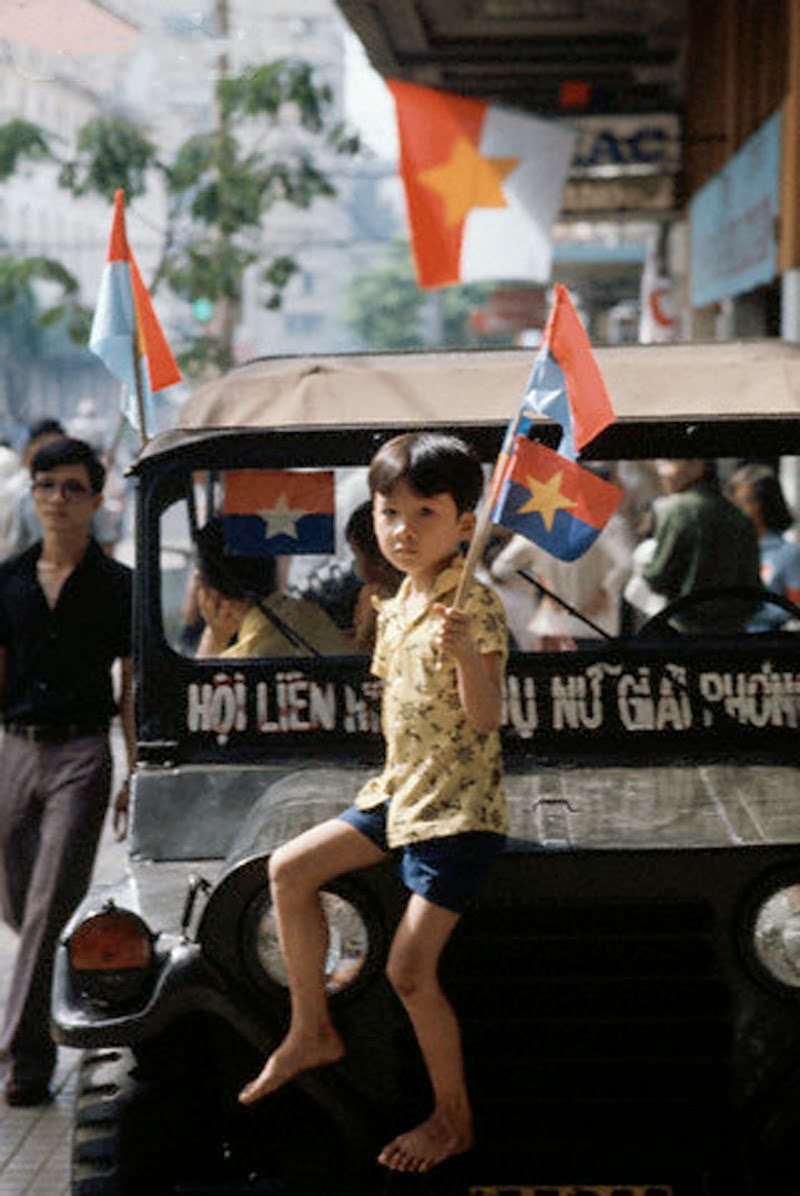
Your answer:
[727,463,800,631]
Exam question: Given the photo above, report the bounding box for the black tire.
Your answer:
[71,1047,139,1196]
[70,1045,223,1195]
[70,1042,384,1195]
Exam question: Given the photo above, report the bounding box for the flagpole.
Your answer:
[90,193,181,436]
[453,464,507,607]
[131,331,149,448]
[105,400,126,470]
[453,402,536,608]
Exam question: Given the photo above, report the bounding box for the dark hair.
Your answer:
[194,516,277,599]
[368,432,483,513]
[701,459,719,485]
[345,499,403,588]
[30,436,106,493]
[27,418,65,445]
[345,500,378,555]
[728,463,794,533]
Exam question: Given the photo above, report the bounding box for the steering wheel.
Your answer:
[635,585,800,637]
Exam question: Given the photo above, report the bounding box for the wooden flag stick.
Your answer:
[131,330,149,448]
[106,403,126,470]
[453,507,492,607]
[453,461,508,607]
[453,397,542,607]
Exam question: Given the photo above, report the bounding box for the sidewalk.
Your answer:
[0,741,128,1196]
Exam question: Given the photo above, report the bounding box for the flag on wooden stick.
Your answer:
[455,285,619,601]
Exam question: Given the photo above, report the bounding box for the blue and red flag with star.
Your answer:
[522,282,616,461]
[223,470,335,556]
[491,438,623,561]
[487,284,615,498]
[487,285,622,561]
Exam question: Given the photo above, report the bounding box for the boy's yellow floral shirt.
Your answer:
[355,558,508,848]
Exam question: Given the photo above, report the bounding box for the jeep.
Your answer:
[53,340,800,1195]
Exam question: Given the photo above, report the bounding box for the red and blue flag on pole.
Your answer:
[522,282,616,461]
[89,189,181,435]
[453,284,622,602]
[223,470,335,556]
[491,437,623,561]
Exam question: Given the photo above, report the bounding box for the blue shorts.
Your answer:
[339,802,505,914]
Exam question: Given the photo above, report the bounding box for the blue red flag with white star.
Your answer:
[523,282,616,461]
[491,437,623,561]
[223,470,335,556]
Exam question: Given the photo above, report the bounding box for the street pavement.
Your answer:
[0,733,128,1196]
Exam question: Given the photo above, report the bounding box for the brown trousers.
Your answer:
[0,730,110,1087]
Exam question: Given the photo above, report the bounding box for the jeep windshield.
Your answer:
[127,341,800,860]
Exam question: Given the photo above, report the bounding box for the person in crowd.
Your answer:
[237,432,508,1175]
[291,556,363,632]
[0,437,133,1107]
[66,401,126,555]
[344,499,402,651]
[285,468,369,629]
[727,463,800,630]
[89,464,126,556]
[14,419,67,555]
[637,458,761,633]
[193,516,353,658]
[0,445,28,562]
[15,417,124,557]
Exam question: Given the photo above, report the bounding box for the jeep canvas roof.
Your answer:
[177,339,800,426]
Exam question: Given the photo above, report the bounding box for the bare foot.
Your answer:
[377,1110,473,1172]
[238,1028,344,1105]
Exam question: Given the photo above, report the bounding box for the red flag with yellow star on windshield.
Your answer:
[388,79,576,288]
[491,437,622,561]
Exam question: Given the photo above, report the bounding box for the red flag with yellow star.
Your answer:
[491,437,623,561]
[387,79,576,288]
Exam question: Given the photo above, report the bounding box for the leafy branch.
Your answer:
[0,57,360,377]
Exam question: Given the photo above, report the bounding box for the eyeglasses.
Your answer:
[32,478,93,501]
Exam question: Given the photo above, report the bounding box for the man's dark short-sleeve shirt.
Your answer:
[0,538,133,728]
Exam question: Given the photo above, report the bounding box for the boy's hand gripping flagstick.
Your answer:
[453,283,620,608]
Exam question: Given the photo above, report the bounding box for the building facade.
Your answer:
[0,0,399,444]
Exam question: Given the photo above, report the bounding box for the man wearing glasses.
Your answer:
[0,436,133,1106]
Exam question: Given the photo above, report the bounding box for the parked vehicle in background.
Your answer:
[54,341,800,1195]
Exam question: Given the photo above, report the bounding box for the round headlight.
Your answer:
[250,889,371,996]
[67,903,154,1008]
[753,884,800,987]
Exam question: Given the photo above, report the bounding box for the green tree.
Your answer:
[343,240,424,350]
[343,239,510,350]
[0,266,97,428]
[0,61,359,376]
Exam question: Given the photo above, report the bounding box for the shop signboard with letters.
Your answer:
[562,113,680,216]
